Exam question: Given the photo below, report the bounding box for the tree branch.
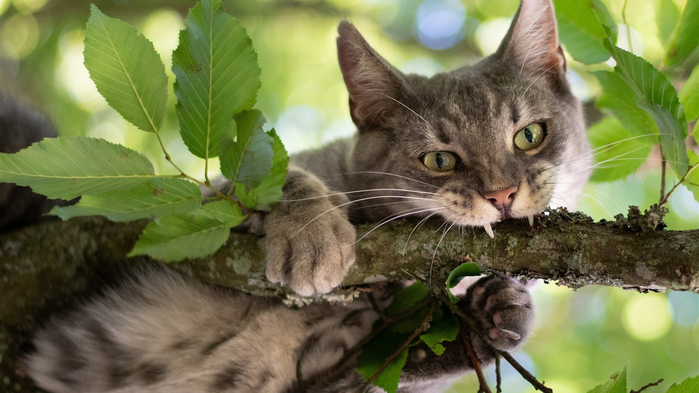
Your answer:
[1,206,698,389]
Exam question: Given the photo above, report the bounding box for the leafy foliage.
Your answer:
[586,368,627,393]
[664,0,699,67]
[0,0,286,261]
[172,0,261,160]
[445,262,481,303]
[552,0,616,64]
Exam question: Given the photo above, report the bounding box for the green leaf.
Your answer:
[685,151,699,203]
[445,262,481,303]
[592,71,660,138]
[129,203,243,261]
[0,136,155,200]
[200,199,245,227]
[603,38,689,177]
[552,0,616,64]
[420,310,459,355]
[666,374,699,393]
[172,0,261,159]
[385,282,428,317]
[235,129,289,211]
[220,109,274,188]
[356,329,411,393]
[664,0,699,67]
[83,5,167,133]
[587,117,653,182]
[657,0,681,48]
[50,178,201,221]
[586,368,627,393]
[679,63,699,122]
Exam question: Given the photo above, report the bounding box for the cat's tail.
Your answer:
[0,93,71,231]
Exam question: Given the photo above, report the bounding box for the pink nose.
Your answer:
[483,186,518,207]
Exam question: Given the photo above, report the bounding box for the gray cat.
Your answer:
[23,0,591,391]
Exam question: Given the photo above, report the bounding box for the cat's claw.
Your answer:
[528,215,534,227]
[483,223,494,238]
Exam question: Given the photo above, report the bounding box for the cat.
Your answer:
[19,0,591,391]
[0,94,70,232]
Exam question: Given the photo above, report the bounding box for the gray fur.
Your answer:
[23,0,589,391]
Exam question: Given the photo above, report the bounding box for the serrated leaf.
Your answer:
[0,137,155,200]
[666,374,699,393]
[385,282,428,317]
[50,178,201,221]
[592,71,660,138]
[84,5,167,133]
[685,151,699,203]
[235,129,289,211]
[220,109,273,188]
[664,0,699,67]
[200,199,245,227]
[419,310,458,356]
[446,262,481,303]
[587,117,653,182]
[553,0,616,64]
[172,0,261,159]
[356,329,411,393]
[603,38,689,177]
[586,368,627,393]
[679,63,699,122]
[130,209,232,262]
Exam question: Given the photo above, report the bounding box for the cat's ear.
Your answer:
[496,0,566,82]
[337,21,407,127]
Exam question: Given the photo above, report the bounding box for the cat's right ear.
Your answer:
[337,22,407,128]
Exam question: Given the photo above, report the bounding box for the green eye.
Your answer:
[514,123,545,151]
[422,151,456,171]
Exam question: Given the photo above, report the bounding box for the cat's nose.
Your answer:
[483,186,518,207]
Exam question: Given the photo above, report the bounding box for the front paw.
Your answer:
[264,171,356,296]
[465,275,534,352]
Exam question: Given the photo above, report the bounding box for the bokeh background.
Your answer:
[0,0,697,392]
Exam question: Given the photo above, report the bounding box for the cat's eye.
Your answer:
[422,151,456,171]
[514,123,545,151]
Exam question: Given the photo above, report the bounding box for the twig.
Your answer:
[495,355,502,393]
[621,0,633,53]
[661,162,699,206]
[438,290,552,393]
[496,350,552,393]
[359,301,437,393]
[630,378,664,393]
[460,323,492,393]
[659,145,666,204]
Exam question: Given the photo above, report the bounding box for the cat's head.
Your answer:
[338,0,591,235]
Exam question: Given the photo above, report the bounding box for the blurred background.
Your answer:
[0,0,697,391]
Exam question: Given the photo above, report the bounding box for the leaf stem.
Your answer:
[661,161,699,206]
[152,131,228,199]
[495,350,552,393]
[495,356,502,393]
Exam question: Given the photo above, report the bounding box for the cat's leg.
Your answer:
[264,166,356,296]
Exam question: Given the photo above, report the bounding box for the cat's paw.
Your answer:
[465,275,534,352]
[264,168,356,296]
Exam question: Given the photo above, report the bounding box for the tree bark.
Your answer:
[0,206,698,390]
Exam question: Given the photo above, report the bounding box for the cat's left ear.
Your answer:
[496,0,566,82]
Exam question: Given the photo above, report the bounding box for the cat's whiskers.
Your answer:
[343,171,440,189]
[287,194,439,240]
[429,220,458,288]
[403,210,444,254]
[355,206,446,245]
[281,188,438,202]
